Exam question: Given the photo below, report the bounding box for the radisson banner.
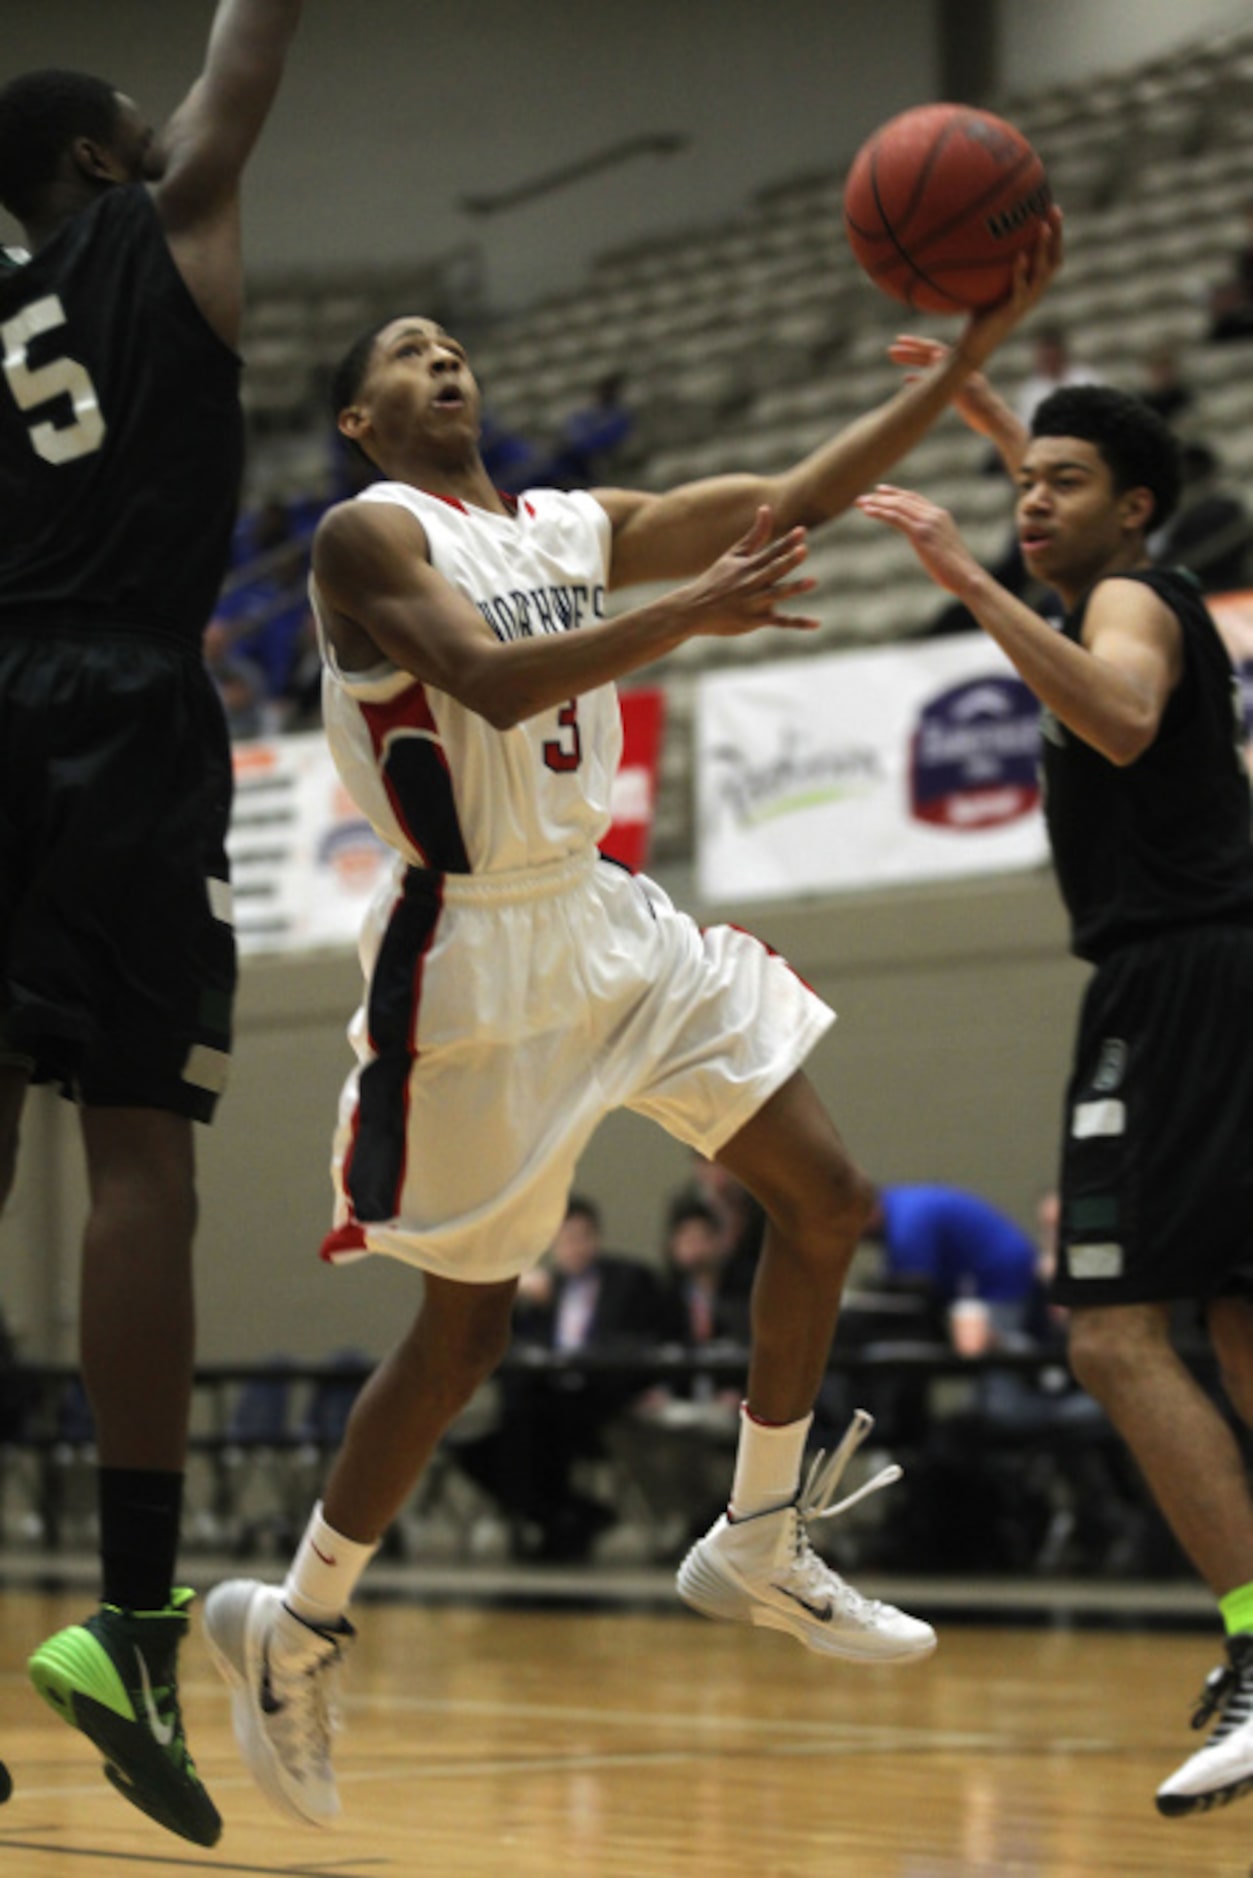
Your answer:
[695,632,1049,904]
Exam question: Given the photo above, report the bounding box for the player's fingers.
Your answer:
[738,528,808,581]
[766,611,821,632]
[732,505,774,553]
[889,335,945,363]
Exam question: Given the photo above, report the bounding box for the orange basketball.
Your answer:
[843,103,1052,313]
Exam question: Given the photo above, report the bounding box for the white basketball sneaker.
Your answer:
[677,1410,935,1664]
[203,1579,354,1827]
[1156,1634,1253,1816]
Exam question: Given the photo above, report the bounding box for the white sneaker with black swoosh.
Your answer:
[677,1411,936,1663]
[203,1579,355,1826]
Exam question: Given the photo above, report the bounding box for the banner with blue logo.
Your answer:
[695,632,1049,904]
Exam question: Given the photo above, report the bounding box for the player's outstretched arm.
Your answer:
[598,212,1060,592]
[152,0,304,343]
[314,501,817,730]
[856,482,1179,765]
[888,333,1029,477]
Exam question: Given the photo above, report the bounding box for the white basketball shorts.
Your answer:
[320,847,834,1283]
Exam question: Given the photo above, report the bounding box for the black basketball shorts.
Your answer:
[1052,923,1253,1308]
[0,633,237,1122]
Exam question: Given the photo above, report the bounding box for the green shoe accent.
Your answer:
[27,1593,220,1848]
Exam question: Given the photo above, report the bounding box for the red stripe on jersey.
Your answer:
[359,683,444,864]
[359,681,439,746]
[320,1221,369,1263]
[724,920,820,997]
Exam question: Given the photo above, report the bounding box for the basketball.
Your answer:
[843,103,1052,313]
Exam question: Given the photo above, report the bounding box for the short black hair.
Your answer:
[667,1198,721,1235]
[1031,384,1182,531]
[564,1194,601,1230]
[0,69,120,222]
[329,319,394,469]
[329,320,393,424]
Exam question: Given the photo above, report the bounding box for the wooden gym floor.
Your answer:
[0,1581,1252,1876]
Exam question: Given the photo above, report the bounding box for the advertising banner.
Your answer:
[695,633,1049,904]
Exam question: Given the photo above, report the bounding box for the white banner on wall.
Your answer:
[228,734,392,957]
[695,632,1050,904]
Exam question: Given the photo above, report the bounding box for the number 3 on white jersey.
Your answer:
[2,294,105,464]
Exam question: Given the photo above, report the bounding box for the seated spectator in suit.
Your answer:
[610,1199,746,1559]
[463,1195,666,1561]
[666,1151,762,1337]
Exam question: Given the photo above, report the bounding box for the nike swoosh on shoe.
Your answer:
[135,1650,176,1747]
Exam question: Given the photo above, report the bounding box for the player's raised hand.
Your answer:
[855,484,984,596]
[956,206,1064,368]
[678,507,819,639]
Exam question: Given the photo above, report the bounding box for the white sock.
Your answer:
[729,1404,813,1521]
[282,1502,378,1627]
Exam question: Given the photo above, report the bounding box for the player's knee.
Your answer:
[1065,1310,1149,1400]
[415,1298,513,1407]
[0,1124,18,1210]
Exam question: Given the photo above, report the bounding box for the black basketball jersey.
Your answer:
[0,184,243,648]
[1042,565,1253,962]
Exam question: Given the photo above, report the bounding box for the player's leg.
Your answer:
[205,1271,518,1826]
[0,1061,29,1207]
[677,1070,935,1663]
[1068,1300,1253,1815]
[717,1071,867,1423]
[1068,1301,1253,1595]
[1145,1293,1253,1815]
[27,1105,220,1846]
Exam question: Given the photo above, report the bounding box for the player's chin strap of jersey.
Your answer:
[797,1408,903,1524]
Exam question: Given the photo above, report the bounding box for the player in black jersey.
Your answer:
[0,2,303,1846]
[860,375,1253,1820]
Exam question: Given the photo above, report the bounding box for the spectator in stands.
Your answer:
[1013,321,1104,428]
[1137,344,1195,430]
[203,618,270,741]
[666,1151,761,1340]
[216,496,313,705]
[479,405,542,495]
[656,1197,746,1355]
[1152,440,1253,595]
[543,371,636,489]
[1207,201,1253,342]
[860,1181,1039,1332]
[613,1198,746,1557]
[467,1196,666,1560]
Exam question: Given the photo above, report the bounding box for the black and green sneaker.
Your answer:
[28,1587,221,1846]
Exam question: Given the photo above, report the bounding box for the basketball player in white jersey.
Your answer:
[205,218,1060,1826]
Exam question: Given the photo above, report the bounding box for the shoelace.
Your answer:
[1191,1654,1253,1739]
[266,1626,348,1760]
[781,1410,903,1617]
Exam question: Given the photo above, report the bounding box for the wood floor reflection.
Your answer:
[0,1587,1250,1875]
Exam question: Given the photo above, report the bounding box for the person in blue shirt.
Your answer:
[865,1182,1038,1315]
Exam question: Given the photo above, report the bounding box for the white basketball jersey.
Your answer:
[311,483,622,875]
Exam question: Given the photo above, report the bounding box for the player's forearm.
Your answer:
[457,595,692,729]
[770,347,985,531]
[170,0,303,175]
[958,570,1158,765]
